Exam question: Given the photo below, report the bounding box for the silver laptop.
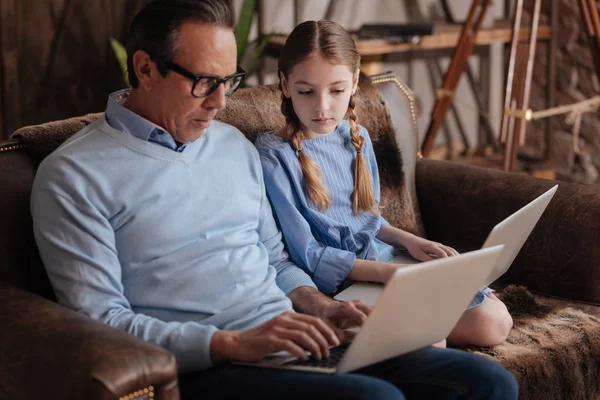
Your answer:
[235,245,504,374]
[335,185,558,306]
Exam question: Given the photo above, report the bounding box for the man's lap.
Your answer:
[179,363,403,400]
[179,346,517,400]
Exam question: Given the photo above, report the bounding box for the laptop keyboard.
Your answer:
[283,344,349,369]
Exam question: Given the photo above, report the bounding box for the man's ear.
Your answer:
[280,71,290,98]
[132,50,157,91]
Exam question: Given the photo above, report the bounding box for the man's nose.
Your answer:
[204,84,227,110]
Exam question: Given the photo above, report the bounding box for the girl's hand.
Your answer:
[403,234,458,261]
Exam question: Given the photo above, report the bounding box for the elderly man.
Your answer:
[31,0,517,399]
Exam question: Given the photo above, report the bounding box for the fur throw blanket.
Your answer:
[474,285,600,400]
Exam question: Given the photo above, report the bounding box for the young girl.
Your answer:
[255,20,512,347]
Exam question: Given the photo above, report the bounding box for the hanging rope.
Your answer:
[504,95,600,155]
[434,85,600,157]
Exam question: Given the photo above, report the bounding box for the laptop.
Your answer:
[234,245,504,374]
[335,185,558,306]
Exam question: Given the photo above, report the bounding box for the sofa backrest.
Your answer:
[0,72,423,298]
[0,142,54,297]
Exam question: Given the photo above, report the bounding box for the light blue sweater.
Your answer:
[256,121,394,295]
[31,112,316,372]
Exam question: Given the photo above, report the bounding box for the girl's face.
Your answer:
[281,55,358,139]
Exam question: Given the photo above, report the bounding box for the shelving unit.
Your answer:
[266,19,551,74]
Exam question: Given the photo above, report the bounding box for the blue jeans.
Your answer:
[179,346,518,400]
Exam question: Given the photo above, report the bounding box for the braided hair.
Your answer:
[278,20,378,214]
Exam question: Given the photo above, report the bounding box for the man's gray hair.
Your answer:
[126,0,236,88]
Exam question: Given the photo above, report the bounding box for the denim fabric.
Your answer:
[179,346,518,400]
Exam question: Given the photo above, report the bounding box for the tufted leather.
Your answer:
[0,281,179,400]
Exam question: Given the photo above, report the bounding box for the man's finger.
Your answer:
[350,300,372,316]
[272,338,309,360]
[280,327,325,359]
[284,312,340,347]
[333,302,369,326]
[286,318,330,359]
[333,326,348,343]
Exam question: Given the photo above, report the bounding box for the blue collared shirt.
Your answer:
[105,89,188,152]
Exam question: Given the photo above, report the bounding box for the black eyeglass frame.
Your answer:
[162,60,246,98]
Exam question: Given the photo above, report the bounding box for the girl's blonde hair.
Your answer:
[278,20,378,215]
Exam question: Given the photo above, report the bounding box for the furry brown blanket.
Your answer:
[474,285,600,400]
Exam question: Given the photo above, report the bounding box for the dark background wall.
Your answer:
[0,0,150,140]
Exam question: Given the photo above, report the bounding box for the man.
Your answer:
[31,1,518,399]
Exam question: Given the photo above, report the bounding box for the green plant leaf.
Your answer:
[236,0,256,62]
[110,37,129,86]
[246,33,285,77]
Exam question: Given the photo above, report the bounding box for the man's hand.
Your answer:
[288,286,370,339]
[320,299,370,329]
[210,311,340,363]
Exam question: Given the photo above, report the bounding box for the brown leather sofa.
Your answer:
[1,72,599,400]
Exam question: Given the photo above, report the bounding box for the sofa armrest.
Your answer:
[415,158,600,304]
[0,282,179,400]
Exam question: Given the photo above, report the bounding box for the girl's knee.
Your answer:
[485,297,513,344]
[456,297,513,346]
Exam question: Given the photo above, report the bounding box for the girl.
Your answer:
[255,20,512,347]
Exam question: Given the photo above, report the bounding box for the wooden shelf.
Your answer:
[266,19,552,57]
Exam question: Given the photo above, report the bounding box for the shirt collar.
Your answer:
[105,89,187,152]
[106,89,161,141]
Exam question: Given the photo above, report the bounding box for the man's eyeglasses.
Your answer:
[163,60,246,98]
